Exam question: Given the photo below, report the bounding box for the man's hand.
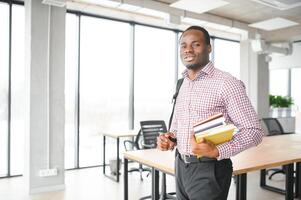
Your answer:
[190,135,219,158]
[157,132,176,151]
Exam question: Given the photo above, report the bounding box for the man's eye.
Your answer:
[193,43,200,47]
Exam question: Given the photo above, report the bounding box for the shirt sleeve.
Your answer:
[216,78,264,160]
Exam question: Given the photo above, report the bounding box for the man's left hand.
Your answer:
[190,135,219,158]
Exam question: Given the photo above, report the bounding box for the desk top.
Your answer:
[124,134,301,176]
[102,130,138,138]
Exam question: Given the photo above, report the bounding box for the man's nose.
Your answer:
[184,45,193,53]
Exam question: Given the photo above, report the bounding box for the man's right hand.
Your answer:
[156,132,176,151]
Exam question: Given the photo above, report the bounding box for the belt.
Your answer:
[176,149,216,164]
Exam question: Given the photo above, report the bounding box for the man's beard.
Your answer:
[186,63,202,70]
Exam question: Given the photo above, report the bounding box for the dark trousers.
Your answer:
[175,154,233,200]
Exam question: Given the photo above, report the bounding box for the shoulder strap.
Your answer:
[168,78,184,130]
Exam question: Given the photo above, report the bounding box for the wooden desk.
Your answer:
[101,130,137,182]
[124,134,301,200]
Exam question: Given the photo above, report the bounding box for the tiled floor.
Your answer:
[0,164,289,200]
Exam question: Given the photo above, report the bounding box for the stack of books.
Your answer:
[193,113,236,145]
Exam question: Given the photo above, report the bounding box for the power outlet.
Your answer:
[39,168,58,177]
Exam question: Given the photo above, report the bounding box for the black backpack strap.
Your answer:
[168,78,184,131]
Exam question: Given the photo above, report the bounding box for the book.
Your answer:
[193,113,223,127]
[194,124,235,145]
[193,116,226,134]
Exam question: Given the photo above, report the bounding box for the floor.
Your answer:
[0,164,290,200]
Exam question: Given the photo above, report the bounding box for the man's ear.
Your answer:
[207,44,212,53]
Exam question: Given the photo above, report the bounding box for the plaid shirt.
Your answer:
[171,61,264,160]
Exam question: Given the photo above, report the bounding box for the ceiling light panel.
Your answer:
[249,17,299,31]
[170,0,229,14]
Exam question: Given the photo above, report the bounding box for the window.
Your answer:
[213,38,240,79]
[0,2,9,176]
[79,16,131,167]
[10,4,25,175]
[269,69,289,96]
[65,13,78,169]
[291,68,301,111]
[134,25,176,127]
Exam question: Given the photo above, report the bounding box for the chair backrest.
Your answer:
[140,120,167,149]
[262,118,284,136]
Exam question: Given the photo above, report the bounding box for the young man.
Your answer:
[157,26,264,200]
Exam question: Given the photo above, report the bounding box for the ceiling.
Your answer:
[155,0,301,42]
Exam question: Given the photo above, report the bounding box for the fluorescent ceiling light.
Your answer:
[84,0,121,8]
[249,17,299,31]
[170,0,229,14]
[251,0,301,10]
[117,3,141,12]
[136,7,168,18]
[182,17,207,25]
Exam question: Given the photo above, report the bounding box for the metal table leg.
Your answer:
[284,164,294,200]
[151,168,160,200]
[296,162,301,199]
[117,137,120,182]
[124,158,128,200]
[236,173,247,200]
[103,135,106,174]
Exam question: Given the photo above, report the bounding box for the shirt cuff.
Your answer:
[216,142,232,160]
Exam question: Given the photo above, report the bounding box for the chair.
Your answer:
[262,118,285,179]
[262,118,289,179]
[123,129,151,181]
[140,120,177,200]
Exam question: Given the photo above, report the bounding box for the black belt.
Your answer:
[176,149,216,164]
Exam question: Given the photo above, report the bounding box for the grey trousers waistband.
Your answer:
[176,149,217,164]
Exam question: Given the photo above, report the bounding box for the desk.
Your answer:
[124,134,301,200]
[102,130,137,182]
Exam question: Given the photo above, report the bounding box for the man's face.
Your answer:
[179,29,211,70]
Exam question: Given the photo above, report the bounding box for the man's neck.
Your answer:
[187,61,209,80]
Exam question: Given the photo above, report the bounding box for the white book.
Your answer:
[193,117,225,133]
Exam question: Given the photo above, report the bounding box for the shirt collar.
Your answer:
[182,61,215,79]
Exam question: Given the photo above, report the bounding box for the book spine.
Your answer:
[194,122,224,134]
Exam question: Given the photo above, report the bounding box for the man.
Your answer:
[157,26,264,200]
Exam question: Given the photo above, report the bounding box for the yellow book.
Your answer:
[194,124,235,144]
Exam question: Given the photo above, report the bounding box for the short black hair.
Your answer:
[180,26,211,45]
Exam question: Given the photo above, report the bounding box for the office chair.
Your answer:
[262,118,292,179]
[123,129,151,181]
[140,120,177,200]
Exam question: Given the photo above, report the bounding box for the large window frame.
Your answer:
[0,0,24,178]
[0,2,241,176]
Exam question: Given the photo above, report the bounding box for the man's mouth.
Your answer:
[184,55,195,62]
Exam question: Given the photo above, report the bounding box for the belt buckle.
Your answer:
[182,154,190,164]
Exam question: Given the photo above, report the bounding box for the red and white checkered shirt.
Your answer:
[171,61,264,160]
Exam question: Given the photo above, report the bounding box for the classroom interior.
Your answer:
[0,0,301,199]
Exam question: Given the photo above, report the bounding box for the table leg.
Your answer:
[124,158,128,200]
[117,137,120,182]
[296,162,301,199]
[284,164,294,200]
[103,135,106,174]
[260,169,266,187]
[236,173,247,200]
[151,168,159,200]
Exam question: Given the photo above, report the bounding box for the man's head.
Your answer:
[179,26,212,71]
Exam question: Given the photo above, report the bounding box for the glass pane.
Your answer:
[291,68,301,111]
[177,32,185,78]
[65,14,78,169]
[80,16,130,167]
[214,39,240,79]
[10,5,25,175]
[269,69,289,96]
[0,3,9,177]
[134,25,176,128]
